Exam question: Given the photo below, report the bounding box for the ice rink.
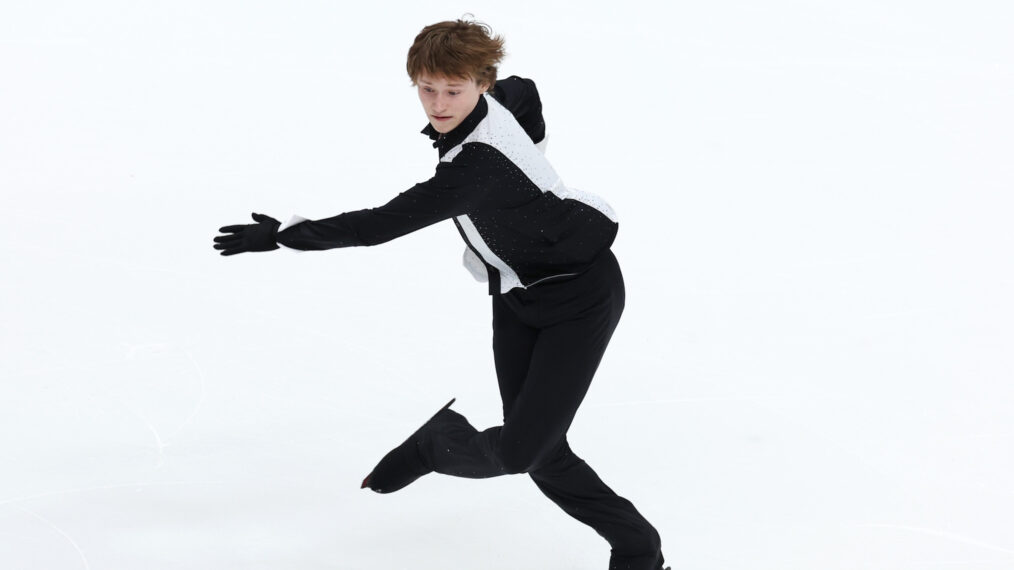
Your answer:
[2,1,1012,568]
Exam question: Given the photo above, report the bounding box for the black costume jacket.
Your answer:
[276,76,619,295]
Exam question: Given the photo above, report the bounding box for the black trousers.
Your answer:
[420,249,664,570]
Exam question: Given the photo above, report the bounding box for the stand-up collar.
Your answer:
[419,95,489,158]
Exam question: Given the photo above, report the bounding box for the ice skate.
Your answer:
[361,398,457,493]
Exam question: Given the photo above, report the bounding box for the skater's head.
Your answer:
[407,18,505,134]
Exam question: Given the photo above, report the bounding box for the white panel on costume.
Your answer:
[442,96,560,192]
[455,215,522,293]
[462,247,489,283]
[535,135,548,153]
[444,96,618,223]
[443,95,619,291]
[549,185,619,222]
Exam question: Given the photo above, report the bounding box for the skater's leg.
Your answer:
[495,301,664,567]
[364,400,502,492]
[413,249,626,476]
[497,251,662,568]
[491,291,539,419]
[419,292,540,477]
[494,273,624,473]
[365,250,664,566]
[361,398,456,493]
[424,276,621,476]
[364,294,538,490]
[530,439,664,570]
[412,291,542,478]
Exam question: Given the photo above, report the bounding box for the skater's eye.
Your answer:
[449,91,460,96]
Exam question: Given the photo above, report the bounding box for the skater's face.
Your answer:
[417,74,486,134]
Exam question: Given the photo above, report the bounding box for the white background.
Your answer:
[2,1,1012,568]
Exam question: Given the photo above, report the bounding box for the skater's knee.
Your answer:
[499,441,541,474]
[499,433,574,475]
[641,526,662,553]
[614,526,662,559]
[644,527,662,553]
[500,449,533,474]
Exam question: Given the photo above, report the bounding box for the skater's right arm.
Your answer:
[272,151,485,251]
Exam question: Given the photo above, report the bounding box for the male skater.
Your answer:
[214,18,666,570]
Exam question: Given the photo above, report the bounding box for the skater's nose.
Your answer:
[433,92,453,111]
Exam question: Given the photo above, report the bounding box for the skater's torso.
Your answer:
[276,76,619,295]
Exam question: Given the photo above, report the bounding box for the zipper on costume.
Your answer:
[525,273,581,288]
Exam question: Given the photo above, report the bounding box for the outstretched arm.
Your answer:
[213,154,482,255]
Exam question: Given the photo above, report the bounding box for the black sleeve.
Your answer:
[490,75,546,145]
[276,152,483,250]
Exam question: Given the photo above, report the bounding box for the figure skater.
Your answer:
[214,18,666,570]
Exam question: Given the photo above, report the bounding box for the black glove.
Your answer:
[214,213,281,256]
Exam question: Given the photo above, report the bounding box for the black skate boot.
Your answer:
[361,398,456,494]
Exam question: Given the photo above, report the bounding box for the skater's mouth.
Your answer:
[432,115,452,121]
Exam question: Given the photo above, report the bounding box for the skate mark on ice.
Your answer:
[103,389,168,467]
[19,507,91,570]
[162,347,208,445]
[103,342,207,465]
[858,523,1014,555]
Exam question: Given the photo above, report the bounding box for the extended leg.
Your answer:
[361,294,537,490]
[530,440,664,570]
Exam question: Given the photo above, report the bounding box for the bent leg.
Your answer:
[371,293,539,483]
[423,292,540,478]
[496,291,622,473]
[530,440,664,570]
[417,280,621,477]
[427,251,624,476]
[491,291,540,419]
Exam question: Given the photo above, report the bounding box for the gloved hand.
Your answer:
[213,213,281,256]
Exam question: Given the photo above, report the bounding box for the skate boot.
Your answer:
[361,398,457,494]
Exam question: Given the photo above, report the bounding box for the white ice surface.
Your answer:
[2,1,1013,569]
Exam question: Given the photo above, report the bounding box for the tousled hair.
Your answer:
[407,18,506,90]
